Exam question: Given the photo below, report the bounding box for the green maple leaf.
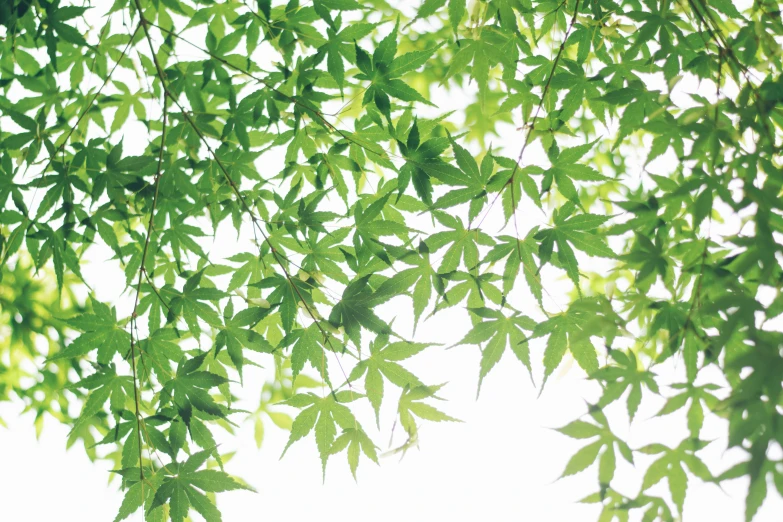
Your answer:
[146,449,253,522]
[329,427,379,479]
[396,384,460,447]
[32,162,80,221]
[67,364,131,430]
[485,155,543,221]
[281,391,363,473]
[619,231,674,294]
[457,307,536,393]
[348,335,430,424]
[638,439,714,515]
[353,192,409,257]
[356,28,434,123]
[320,23,378,91]
[114,468,166,522]
[279,228,353,285]
[442,33,517,106]
[717,459,782,522]
[533,307,601,388]
[280,325,330,383]
[540,140,608,208]
[224,252,263,293]
[592,349,660,421]
[289,191,342,237]
[49,299,130,364]
[656,382,720,438]
[425,210,494,274]
[374,244,437,329]
[395,119,451,203]
[534,204,615,289]
[160,216,209,261]
[161,351,229,426]
[430,135,493,222]
[432,270,502,317]
[138,328,184,383]
[482,230,543,304]
[45,5,89,53]
[215,305,275,377]
[556,408,634,488]
[644,112,685,165]
[329,275,390,347]
[252,273,316,334]
[549,69,604,123]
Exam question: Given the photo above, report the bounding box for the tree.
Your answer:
[1,0,782,520]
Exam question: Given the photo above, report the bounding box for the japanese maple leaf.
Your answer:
[48,299,130,364]
[281,391,369,474]
[540,139,608,208]
[534,204,614,289]
[425,210,494,274]
[329,275,390,347]
[348,335,430,424]
[146,449,253,522]
[161,351,229,426]
[431,135,494,223]
[355,22,436,122]
[457,307,536,393]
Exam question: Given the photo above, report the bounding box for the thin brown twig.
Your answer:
[127,89,169,491]
[474,0,581,238]
[142,270,172,313]
[468,0,582,315]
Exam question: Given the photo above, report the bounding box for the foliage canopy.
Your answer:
[1,0,783,520]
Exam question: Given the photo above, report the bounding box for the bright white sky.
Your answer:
[2,350,782,521]
[1,1,782,520]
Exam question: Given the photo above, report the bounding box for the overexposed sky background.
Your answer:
[2,345,782,521]
[2,0,782,520]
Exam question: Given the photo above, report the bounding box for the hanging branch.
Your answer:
[127,94,169,487]
[131,0,353,392]
[1,23,142,268]
[475,0,582,235]
[683,0,778,148]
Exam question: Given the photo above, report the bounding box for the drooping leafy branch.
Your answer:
[1,0,783,521]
